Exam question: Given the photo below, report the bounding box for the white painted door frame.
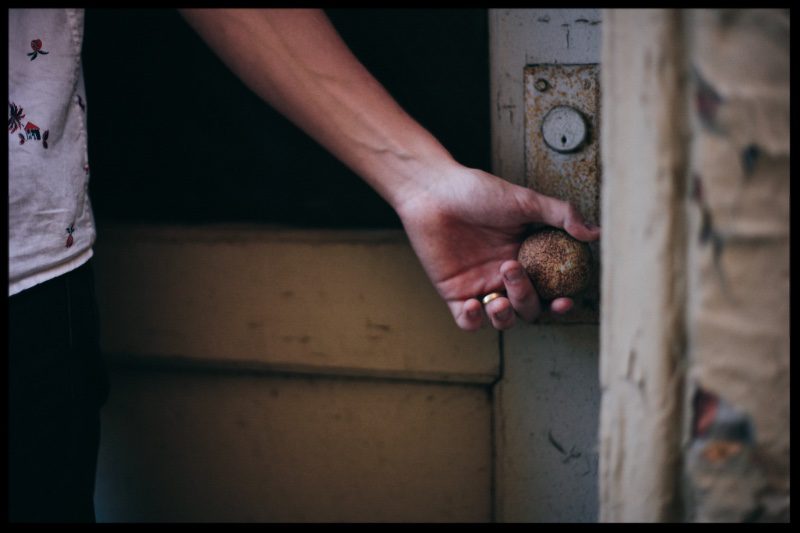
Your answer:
[489,9,602,522]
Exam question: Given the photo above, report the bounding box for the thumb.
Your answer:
[530,191,601,242]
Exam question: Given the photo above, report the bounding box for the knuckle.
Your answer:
[458,319,482,332]
[492,316,515,331]
[509,284,535,305]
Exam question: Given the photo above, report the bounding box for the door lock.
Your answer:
[524,64,600,323]
[541,105,588,153]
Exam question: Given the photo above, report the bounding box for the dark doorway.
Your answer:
[83,9,490,229]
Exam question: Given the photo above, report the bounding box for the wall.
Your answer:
[682,9,790,522]
[599,9,789,522]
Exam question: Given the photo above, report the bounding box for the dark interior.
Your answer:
[83,9,490,229]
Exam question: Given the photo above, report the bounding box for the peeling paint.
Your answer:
[684,9,789,523]
[691,387,753,443]
[686,386,767,521]
[693,66,725,134]
[740,144,760,177]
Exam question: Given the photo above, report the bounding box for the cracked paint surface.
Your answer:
[685,9,789,522]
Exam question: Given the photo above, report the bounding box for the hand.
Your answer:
[178,10,599,331]
[396,165,601,331]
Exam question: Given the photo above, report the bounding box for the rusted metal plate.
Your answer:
[524,64,600,323]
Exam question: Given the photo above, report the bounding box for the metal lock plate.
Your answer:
[525,64,600,323]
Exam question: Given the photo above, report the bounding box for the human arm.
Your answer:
[179,8,601,330]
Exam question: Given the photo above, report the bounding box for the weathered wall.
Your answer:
[682,9,790,522]
[599,8,789,522]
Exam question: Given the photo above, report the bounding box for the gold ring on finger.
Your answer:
[481,292,505,306]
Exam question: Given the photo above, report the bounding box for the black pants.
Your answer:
[8,260,109,523]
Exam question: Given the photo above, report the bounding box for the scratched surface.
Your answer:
[489,9,602,522]
[96,367,492,522]
[496,325,600,522]
[92,224,499,384]
[490,9,601,186]
[524,64,601,324]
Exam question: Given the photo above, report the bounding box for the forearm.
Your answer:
[179,8,459,210]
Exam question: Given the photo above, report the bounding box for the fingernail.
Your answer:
[504,268,524,282]
[496,307,512,321]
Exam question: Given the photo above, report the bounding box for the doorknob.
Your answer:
[524,64,600,323]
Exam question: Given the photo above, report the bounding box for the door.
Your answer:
[92,225,499,522]
[489,9,603,522]
[89,10,498,522]
[92,9,605,522]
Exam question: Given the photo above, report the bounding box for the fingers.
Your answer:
[500,260,541,322]
[484,295,516,330]
[449,290,574,331]
[448,261,580,332]
[449,261,542,331]
[549,297,574,314]
[528,191,602,242]
[451,298,484,331]
[451,296,516,331]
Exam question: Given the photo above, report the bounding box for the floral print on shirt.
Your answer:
[27,38,49,60]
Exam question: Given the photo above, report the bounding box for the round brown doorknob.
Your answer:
[517,228,592,300]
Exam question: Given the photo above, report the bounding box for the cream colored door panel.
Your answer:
[92,223,498,522]
[93,224,497,384]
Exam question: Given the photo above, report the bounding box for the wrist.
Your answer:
[379,146,464,216]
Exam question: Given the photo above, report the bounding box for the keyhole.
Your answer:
[542,105,588,154]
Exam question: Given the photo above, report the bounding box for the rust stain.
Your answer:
[701,441,744,464]
[525,64,600,225]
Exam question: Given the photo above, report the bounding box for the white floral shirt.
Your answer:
[8,8,95,296]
